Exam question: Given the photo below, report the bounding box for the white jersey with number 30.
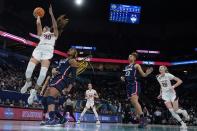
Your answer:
[157,73,175,92]
[32,31,57,61]
[38,31,57,48]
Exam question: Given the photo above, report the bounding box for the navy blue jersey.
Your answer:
[56,58,77,82]
[123,64,138,83]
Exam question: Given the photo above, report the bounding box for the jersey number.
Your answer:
[162,82,168,87]
[125,71,130,76]
[44,34,51,40]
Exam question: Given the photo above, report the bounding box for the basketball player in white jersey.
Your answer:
[77,82,100,125]
[157,66,190,129]
[21,5,58,105]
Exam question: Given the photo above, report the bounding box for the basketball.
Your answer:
[33,7,45,18]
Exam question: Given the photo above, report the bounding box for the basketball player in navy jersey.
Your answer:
[121,52,153,128]
[44,48,78,126]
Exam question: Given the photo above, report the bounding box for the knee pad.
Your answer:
[41,97,48,113]
[47,96,56,105]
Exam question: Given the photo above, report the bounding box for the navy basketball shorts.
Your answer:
[126,81,141,98]
[49,75,68,93]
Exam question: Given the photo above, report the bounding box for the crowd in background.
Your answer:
[0,56,197,126]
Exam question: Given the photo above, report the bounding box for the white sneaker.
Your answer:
[28,89,37,105]
[96,120,100,125]
[76,120,80,124]
[180,123,187,129]
[183,110,190,121]
[21,81,32,94]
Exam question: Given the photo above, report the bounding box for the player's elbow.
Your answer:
[179,79,183,84]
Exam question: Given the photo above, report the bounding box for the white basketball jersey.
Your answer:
[38,31,57,47]
[157,73,175,92]
[86,89,97,102]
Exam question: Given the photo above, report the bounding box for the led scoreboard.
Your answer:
[109,4,141,24]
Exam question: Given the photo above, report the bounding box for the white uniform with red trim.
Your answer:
[157,73,176,103]
[85,89,97,109]
[32,31,57,61]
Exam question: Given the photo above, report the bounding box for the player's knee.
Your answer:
[47,96,56,105]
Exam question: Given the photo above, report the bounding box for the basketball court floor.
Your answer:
[0,120,196,131]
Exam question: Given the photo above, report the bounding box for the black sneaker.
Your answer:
[138,117,148,128]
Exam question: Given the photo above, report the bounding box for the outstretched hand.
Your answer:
[146,67,153,75]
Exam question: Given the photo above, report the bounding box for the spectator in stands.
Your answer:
[117,102,122,113]
[4,98,11,106]
[0,98,4,105]
[10,100,15,107]
[154,107,162,124]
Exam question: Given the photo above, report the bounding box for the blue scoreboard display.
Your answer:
[109,4,141,24]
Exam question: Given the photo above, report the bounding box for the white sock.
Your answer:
[36,67,48,86]
[80,108,87,120]
[93,107,99,120]
[169,108,182,123]
[25,62,36,80]
[176,109,188,118]
[176,109,185,114]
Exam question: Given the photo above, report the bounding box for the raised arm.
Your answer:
[49,5,58,37]
[135,64,153,77]
[36,16,42,36]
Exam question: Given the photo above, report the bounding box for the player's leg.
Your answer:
[92,105,100,124]
[165,101,186,128]
[131,94,146,128]
[69,106,76,122]
[21,57,39,94]
[129,82,146,128]
[40,88,50,125]
[28,59,50,105]
[131,95,143,117]
[40,95,48,125]
[77,104,89,124]
[36,59,50,89]
[45,87,59,126]
[172,97,190,121]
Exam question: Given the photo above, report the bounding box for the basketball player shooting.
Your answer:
[20,5,58,105]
